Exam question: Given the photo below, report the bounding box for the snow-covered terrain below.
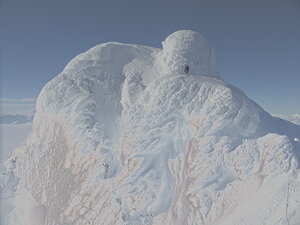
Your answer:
[0,111,34,124]
[1,30,300,225]
[0,123,32,163]
[0,112,34,163]
[273,114,300,126]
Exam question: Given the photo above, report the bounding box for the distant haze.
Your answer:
[0,98,35,114]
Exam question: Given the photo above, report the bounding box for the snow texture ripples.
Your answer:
[1,30,300,225]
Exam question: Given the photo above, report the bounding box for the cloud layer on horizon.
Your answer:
[0,98,36,114]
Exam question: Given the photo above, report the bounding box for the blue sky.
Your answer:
[0,0,299,114]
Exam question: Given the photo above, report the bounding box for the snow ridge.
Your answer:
[1,30,300,225]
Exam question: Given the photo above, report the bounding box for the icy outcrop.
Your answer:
[1,30,300,225]
[158,30,218,77]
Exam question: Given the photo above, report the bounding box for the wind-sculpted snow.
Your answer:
[1,30,300,225]
[119,74,300,225]
[158,30,218,77]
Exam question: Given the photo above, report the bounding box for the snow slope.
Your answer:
[1,30,300,225]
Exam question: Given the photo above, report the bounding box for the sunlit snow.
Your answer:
[1,30,300,225]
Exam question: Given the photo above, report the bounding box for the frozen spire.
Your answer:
[161,30,218,78]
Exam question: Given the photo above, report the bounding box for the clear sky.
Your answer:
[0,0,299,114]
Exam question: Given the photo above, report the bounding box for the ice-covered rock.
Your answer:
[1,30,300,225]
[158,30,218,77]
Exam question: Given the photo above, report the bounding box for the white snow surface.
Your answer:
[1,30,300,225]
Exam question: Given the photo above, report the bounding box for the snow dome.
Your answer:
[2,30,300,225]
[161,30,218,78]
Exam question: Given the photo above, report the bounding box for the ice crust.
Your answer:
[1,30,300,225]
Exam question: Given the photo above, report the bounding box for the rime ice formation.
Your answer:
[158,30,218,77]
[1,30,300,225]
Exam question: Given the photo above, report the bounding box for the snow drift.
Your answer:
[1,30,300,225]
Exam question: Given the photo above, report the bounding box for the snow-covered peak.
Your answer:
[160,30,218,77]
[1,30,300,225]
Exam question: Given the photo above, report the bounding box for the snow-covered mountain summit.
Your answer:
[1,30,300,225]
